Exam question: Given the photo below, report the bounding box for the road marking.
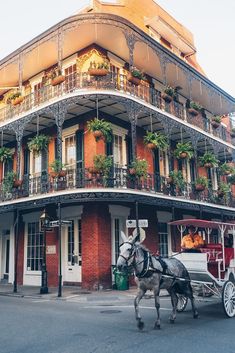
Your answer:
[32,300,50,303]
[83,305,171,311]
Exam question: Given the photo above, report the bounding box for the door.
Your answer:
[63,219,82,283]
[1,231,10,280]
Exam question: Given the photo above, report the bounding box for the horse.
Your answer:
[116,231,198,330]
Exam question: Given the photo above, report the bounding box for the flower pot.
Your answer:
[161,92,173,103]
[129,168,136,175]
[179,152,188,159]
[93,130,103,139]
[195,184,205,192]
[166,177,173,185]
[211,121,220,129]
[13,179,23,188]
[127,74,141,86]
[204,163,213,168]
[146,143,156,150]
[50,171,58,178]
[51,75,65,86]
[58,170,66,177]
[188,108,199,116]
[12,96,24,106]
[88,69,108,77]
[88,167,98,174]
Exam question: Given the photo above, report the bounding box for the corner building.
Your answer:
[0,0,234,290]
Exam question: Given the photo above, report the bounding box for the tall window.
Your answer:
[67,219,82,266]
[65,64,77,92]
[114,218,120,263]
[65,134,76,168]
[68,220,75,265]
[32,153,42,174]
[113,134,123,167]
[158,222,168,258]
[27,222,43,271]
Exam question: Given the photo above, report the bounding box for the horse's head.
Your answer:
[116,231,137,272]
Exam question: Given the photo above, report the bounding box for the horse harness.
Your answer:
[135,247,168,278]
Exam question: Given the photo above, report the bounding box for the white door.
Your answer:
[63,219,82,283]
[1,231,10,280]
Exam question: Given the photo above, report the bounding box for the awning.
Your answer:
[169,219,235,230]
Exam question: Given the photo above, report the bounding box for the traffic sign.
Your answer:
[126,219,148,228]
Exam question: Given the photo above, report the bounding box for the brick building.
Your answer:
[0,0,234,290]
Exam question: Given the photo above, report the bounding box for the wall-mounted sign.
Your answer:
[46,245,56,255]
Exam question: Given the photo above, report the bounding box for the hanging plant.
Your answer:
[6,91,24,105]
[93,154,112,176]
[51,68,65,86]
[27,134,51,154]
[211,115,221,129]
[219,162,234,176]
[50,159,66,177]
[217,182,231,198]
[127,67,145,86]
[88,60,109,77]
[174,142,194,160]
[188,101,202,116]
[199,152,219,168]
[0,147,13,163]
[194,176,208,192]
[161,85,176,103]
[87,118,112,142]
[143,131,169,151]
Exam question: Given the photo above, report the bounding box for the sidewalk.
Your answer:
[0,283,169,301]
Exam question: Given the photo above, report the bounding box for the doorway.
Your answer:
[1,231,10,280]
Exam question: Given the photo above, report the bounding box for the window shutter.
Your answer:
[76,130,84,187]
[106,133,113,157]
[153,149,160,191]
[126,135,132,165]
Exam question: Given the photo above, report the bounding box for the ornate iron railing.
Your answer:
[0,71,231,144]
[0,167,234,208]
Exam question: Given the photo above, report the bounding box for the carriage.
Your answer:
[169,219,235,317]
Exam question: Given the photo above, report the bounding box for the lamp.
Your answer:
[39,209,51,294]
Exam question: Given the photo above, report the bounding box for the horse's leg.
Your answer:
[134,287,146,330]
[168,288,178,324]
[186,283,199,319]
[153,286,161,329]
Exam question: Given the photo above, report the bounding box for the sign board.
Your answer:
[46,245,56,255]
[49,220,72,227]
[126,219,148,228]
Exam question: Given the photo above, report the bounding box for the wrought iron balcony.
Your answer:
[0,72,231,144]
[0,167,233,208]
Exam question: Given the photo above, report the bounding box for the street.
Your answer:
[0,292,235,353]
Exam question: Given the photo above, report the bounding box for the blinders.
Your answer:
[119,241,136,266]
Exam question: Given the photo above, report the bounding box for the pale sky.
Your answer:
[0,0,234,97]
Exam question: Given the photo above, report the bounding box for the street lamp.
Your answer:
[39,209,51,294]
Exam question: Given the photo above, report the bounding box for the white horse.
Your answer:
[116,231,198,330]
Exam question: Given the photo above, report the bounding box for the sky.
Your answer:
[0,0,234,97]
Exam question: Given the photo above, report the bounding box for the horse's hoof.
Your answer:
[154,323,161,330]
[169,319,175,324]
[138,321,144,331]
[193,313,199,319]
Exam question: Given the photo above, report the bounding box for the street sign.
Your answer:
[49,220,72,227]
[126,219,148,228]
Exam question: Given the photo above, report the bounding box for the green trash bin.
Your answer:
[113,267,129,290]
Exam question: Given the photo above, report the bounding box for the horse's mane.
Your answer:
[135,242,149,252]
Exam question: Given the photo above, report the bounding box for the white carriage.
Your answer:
[169,219,235,317]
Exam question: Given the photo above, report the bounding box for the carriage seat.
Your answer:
[200,244,222,263]
[224,248,234,267]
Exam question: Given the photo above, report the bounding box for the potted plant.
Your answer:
[51,68,65,86]
[50,159,66,177]
[228,173,235,185]
[143,131,169,151]
[167,170,185,190]
[128,158,148,180]
[199,152,219,168]
[2,171,16,193]
[188,101,202,116]
[87,118,112,142]
[161,86,176,103]
[194,176,208,191]
[27,134,51,154]
[127,67,144,86]
[211,115,221,129]
[88,60,109,77]
[217,182,231,198]
[0,147,13,163]
[93,154,112,177]
[219,162,234,176]
[230,128,235,138]
[174,142,194,160]
[6,91,24,106]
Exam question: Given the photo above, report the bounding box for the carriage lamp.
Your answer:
[39,209,51,294]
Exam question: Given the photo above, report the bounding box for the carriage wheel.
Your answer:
[176,295,188,312]
[222,280,235,318]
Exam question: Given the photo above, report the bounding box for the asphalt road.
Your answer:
[0,293,235,353]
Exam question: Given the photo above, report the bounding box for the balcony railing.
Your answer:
[0,167,234,208]
[0,72,232,144]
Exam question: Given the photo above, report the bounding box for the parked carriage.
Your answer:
[169,219,235,317]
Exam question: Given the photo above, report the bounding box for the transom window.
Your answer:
[27,222,43,271]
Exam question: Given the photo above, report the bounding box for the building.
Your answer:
[0,0,234,290]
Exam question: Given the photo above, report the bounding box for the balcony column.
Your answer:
[51,103,67,162]
[123,31,138,68]
[57,28,64,71]
[18,52,23,92]
[159,54,168,86]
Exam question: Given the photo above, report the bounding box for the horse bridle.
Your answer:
[119,241,136,265]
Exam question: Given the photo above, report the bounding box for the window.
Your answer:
[32,153,42,174]
[67,219,82,266]
[114,218,120,264]
[158,222,168,257]
[27,222,43,271]
[68,220,75,265]
[65,134,76,168]
[65,64,77,92]
[113,134,123,167]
